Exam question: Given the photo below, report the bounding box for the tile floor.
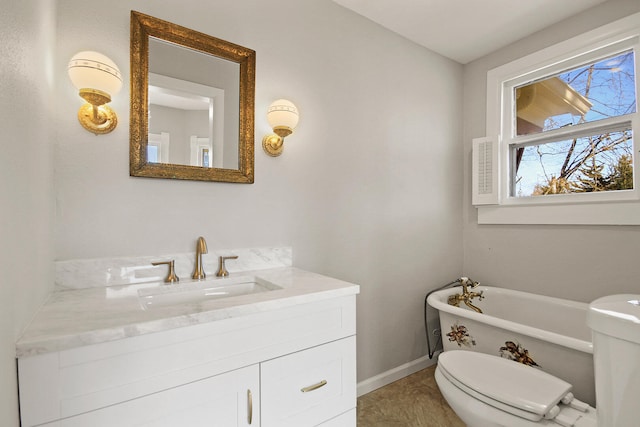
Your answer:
[357,365,465,426]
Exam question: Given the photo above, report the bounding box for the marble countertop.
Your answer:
[16,267,359,358]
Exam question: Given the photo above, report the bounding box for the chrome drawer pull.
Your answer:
[300,379,328,393]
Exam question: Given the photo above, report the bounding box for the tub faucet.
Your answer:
[192,236,208,280]
[447,277,484,313]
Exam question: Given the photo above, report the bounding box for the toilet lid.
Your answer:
[438,351,572,422]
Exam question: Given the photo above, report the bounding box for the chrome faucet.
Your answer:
[192,236,208,280]
[447,277,484,313]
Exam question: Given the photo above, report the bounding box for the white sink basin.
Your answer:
[138,276,281,310]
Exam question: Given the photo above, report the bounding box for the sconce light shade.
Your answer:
[68,51,122,135]
[68,51,122,95]
[263,99,299,157]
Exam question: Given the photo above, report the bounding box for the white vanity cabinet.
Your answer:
[18,295,357,427]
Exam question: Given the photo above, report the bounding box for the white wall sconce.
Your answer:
[68,51,122,135]
[262,99,299,157]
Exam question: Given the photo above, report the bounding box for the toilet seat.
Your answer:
[437,351,594,426]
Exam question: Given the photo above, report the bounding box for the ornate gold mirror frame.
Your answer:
[130,11,256,183]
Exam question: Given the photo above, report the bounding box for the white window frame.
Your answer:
[479,12,640,225]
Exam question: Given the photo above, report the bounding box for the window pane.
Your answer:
[147,145,159,163]
[202,148,210,167]
[513,130,633,197]
[515,51,636,136]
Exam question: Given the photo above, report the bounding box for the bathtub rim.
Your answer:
[427,286,593,354]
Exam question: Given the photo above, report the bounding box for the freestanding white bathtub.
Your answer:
[427,286,595,406]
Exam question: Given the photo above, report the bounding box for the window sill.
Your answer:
[477,201,640,225]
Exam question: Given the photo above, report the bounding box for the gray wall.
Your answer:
[54,0,463,393]
[462,0,640,303]
[0,1,56,424]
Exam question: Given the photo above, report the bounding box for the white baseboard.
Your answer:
[357,352,441,397]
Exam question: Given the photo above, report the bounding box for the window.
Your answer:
[147,144,160,163]
[148,132,170,163]
[476,13,640,224]
[510,50,635,198]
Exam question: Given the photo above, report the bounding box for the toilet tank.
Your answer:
[587,295,640,427]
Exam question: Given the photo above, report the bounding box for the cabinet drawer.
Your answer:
[261,336,356,427]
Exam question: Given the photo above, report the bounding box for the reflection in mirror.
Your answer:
[148,72,228,167]
[130,11,255,183]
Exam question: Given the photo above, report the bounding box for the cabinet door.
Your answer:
[40,364,259,427]
[261,336,356,427]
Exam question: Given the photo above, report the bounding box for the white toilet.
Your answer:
[435,294,640,426]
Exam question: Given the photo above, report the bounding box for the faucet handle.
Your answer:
[459,277,479,287]
[216,255,239,277]
[151,260,179,283]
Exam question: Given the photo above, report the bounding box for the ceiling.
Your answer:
[149,84,210,111]
[332,0,608,64]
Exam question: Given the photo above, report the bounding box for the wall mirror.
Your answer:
[130,11,256,183]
